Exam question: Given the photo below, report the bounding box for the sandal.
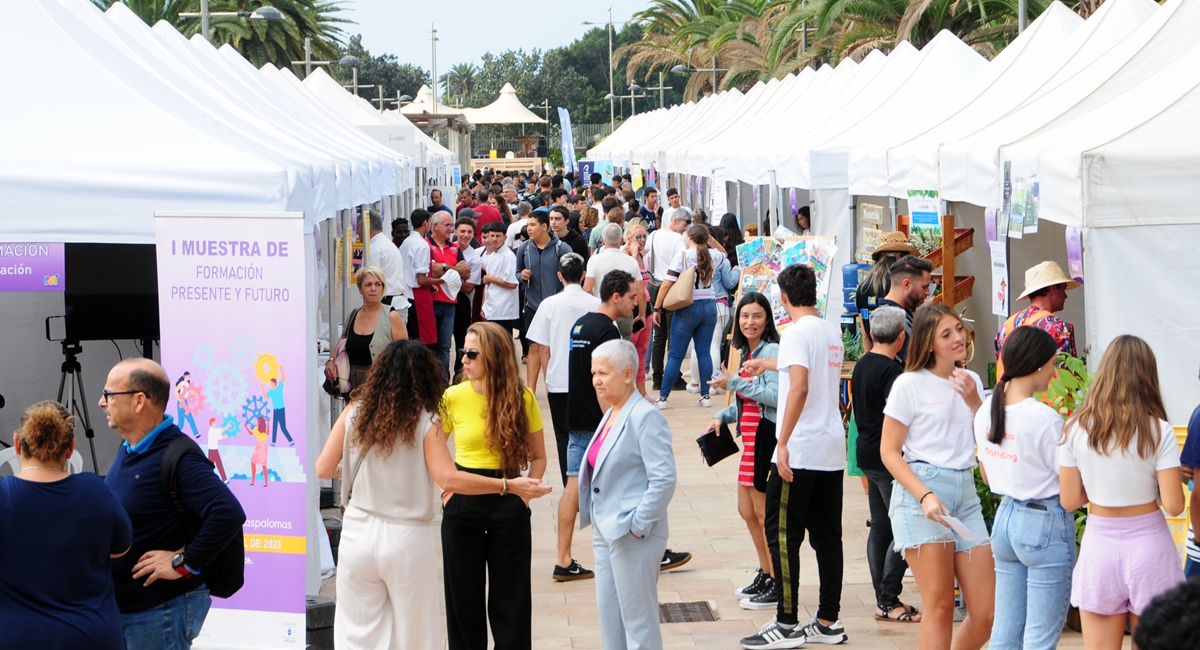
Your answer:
[875,603,921,623]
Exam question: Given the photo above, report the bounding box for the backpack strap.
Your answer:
[162,436,210,538]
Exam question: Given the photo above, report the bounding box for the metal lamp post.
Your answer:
[180,2,284,43]
[290,38,359,79]
[643,71,671,108]
[583,8,617,131]
[671,60,729,96]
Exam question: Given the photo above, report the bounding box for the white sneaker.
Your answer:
[697,396,712,408]
[797,617,847,645]
[686,382,701,393]
[655,398,668,410]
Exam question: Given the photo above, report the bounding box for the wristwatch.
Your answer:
[171,552,197,577]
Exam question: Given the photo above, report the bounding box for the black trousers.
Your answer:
[863,466,908,610]
[764,465,844,625]
[441,469,532,650]
[648,282,674,385]
[519,304,535,357]
[546,392,571,487]
[453,291,473,377]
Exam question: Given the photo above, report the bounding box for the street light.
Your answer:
[179,1,285,44]
[583,9,631,132]
[604,85,647,117]
[289,37,358,78]
[529,100,551,145]
[643,71,671,108]
[671,59,729,96]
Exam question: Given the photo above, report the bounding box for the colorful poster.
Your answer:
[985,208,997,242]
[451,165,461,186]
[1007,177,1026,240]
[989,239,1009,317]
[595,160,615,186]
[0,242,64,291]
[1023,173,1040,235]
[631,164,644,191]
[907,190,941,236]
[646,164,656,188]
[557,107,577,174]
[578,160,595,186]
[1065,226,1084,284]
[155,212,309,648]
[736,239,767,267]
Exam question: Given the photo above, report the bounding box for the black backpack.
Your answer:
[161,436,246,599]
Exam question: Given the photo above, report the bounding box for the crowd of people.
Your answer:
[2,167,1199,650]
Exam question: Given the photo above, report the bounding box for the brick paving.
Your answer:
[321,377,1116,648]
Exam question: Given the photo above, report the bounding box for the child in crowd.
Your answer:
[479,221,520,336]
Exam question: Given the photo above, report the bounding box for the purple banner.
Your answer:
[789,188,798,215]
[1065,226,1084,284]
[0,242,64,292]
[647,164,656,187]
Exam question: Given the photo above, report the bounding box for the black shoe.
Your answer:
[672,379,688,391]
[739,579,781,610]
[552,559,595,582]
[734,568,771,598]
[660,548,692,572]
[797,617,848,645]
[652,380,662,391]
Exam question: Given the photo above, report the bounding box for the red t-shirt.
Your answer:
[473,203,503,228]
[428,238,463,304]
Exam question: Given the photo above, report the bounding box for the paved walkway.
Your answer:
[322,379,1114,648]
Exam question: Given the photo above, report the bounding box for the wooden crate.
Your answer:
[929,275,975,304]
[923,228,975,270]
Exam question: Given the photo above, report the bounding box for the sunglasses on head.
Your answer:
[463,350,481,360]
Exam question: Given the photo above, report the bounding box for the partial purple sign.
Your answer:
[1065,226,1084,284]
[0,242,65,292]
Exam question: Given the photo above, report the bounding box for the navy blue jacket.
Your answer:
[106,417,246,613]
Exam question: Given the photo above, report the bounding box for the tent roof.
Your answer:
[463,83,547,124]
[400,84,466,116]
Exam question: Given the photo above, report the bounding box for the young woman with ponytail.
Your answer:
[973,326,1072,650]
[652,224,726,408]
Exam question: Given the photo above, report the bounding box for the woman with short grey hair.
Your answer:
[579,339,676,650]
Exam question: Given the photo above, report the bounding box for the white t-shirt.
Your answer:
[369,232,409,300]
[480,247,519,321]
[506,218,529,250]
[667,248,727,301]
[1059,418,1179,508]
[645,228,684,281]
[525,285,600,394]
[460,244,483,285]
[399,231,431,297]
[884,368,984,470]
[585,248,642,298]
[207,425,226,451]
[773,315,845,471]
[974,397,1063,500]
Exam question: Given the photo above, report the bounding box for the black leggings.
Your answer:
[764,466,844,625]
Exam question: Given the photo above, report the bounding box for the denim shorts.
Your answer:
[889,462,989,553]
[565,431,593,477]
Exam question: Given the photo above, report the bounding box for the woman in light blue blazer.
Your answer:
[578,339,677,650]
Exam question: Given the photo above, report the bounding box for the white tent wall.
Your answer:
[1084,224,1198,425]
[812,189,852,326]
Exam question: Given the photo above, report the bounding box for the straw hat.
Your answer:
[872,231,918,258]
[1018,261,1081,300]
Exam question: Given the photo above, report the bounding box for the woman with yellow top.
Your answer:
[440,321,548,650]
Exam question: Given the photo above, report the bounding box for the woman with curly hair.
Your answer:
[317,341,550,650]
[439,321,548,650]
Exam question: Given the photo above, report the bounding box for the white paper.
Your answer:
[989,240,1009,317]
[939,514,979,542]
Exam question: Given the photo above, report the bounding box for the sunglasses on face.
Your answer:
[634,235,647,240]
[463,350,481,360]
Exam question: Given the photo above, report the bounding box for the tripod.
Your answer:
[57,341,101,474]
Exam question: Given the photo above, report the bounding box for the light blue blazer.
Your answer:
[578,395,676,542]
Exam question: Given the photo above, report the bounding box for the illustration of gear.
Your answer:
[179,384,207,416]
[206,364,248,413]
[228,333,257,367]
[241,395,271,427]
[221,413,240,438]
[192,343,216,372]
[253,352,281,384]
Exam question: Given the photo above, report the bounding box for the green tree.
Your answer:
[330,35,431,104]
[439,63,479,107]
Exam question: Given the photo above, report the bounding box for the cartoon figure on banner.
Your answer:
[206,417,232,484]
[997,278,1007,307]
[256,354,294,448]
[174,372,203,438]
[244,415,271,487]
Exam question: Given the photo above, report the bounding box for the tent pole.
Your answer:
[1019,0,1027,32]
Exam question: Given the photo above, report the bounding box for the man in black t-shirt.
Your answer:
[849,306,917,622]
[552,271,636,582]
[871,255,932,364]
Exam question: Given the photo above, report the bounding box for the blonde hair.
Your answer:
[356,265,387,294]
[623,218,647,241]
[16,401,74,463]
[1067,335,1166,459]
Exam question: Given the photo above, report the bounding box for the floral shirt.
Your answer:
[995,304,1077,360]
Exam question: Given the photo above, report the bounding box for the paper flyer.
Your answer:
[736,239,767,268]
[781,240,809,269]
[711,177,726,213]
[985,208,997,242]
[940,514,979,542]
[1023,173,1040,235]
[989,239,1009,317]
[907,190,941,236]
[631,164,643,191]
[155,212,309,647]
[1066,226,1084,284]
[1000,162,1012,237]
[1007,177,1026,240]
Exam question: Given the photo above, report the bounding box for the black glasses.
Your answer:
[101,389,142,402]
[463,350,481,360]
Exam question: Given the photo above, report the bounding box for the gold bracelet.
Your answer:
[501,477,508,496]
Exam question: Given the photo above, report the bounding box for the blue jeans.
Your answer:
[565,431,593,477]
[890,462,989,553]
[176,408,198,437]
[659,299,717,400]
[122,589,211,650]
[989,496,1075,650]
[432,301,457,383]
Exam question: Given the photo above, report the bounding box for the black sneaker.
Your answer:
[660,548,692,571]
[734,569,771,598]
[652,380,662,391]
[797,617,847,645]
[552,559,595,582]
[739,579,781,610]
[740,617,805,649]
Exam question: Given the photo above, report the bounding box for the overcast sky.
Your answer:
[340,0,650,75]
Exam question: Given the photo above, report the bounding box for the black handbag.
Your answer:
[695,422,740,467]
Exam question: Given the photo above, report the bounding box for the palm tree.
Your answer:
[617,0,741,100]
[439,62,478,107]
[94,0,349,69]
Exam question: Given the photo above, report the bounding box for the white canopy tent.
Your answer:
[401,84,467,116]
[461,82,547,124]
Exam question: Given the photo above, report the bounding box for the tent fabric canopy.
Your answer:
[462,82,547,124]
[401,84,467,116]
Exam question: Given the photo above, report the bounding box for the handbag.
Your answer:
[695,422,739,467]
[322,308,358,396]
[663,266,696,311]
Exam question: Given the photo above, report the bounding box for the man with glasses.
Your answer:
[101,358,245,650]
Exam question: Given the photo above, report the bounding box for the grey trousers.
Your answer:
[592,527,668,650]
